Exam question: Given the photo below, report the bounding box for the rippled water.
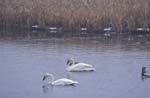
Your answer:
[0,32,150,98]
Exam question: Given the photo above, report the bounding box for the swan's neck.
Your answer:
[48,74,55,84]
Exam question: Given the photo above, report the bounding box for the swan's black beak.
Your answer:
[43,76,46,80]
[67,60,69,65]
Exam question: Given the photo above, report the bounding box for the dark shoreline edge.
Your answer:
[0,25,150,35]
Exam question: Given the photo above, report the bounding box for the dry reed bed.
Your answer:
[0,0,150,32]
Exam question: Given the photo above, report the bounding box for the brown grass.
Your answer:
[0,0,150,32]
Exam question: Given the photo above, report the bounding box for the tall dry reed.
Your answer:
[0,0,150,32]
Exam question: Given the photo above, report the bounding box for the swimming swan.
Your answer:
[42,73,78,86]
[66,58,96,72]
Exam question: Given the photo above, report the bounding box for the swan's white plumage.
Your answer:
[66,58,95,72]
[50,78,78,85]
[43,73,78,86]
[67,63,95,71]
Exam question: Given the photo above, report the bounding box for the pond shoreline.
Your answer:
[0,25,150,36]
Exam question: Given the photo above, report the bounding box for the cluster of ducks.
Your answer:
[42,58,95,86]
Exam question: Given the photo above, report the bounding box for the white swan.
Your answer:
[66,58,96,72]
[42,73,78,86]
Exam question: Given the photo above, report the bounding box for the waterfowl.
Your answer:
[141,67,150,80]
[66,58,95,72]
[104,27,111,31]
[42,73,78,86]
[32,25,40,28]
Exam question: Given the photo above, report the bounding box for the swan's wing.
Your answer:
[78,63,94,67]
[52,78,78,85]
[72,63,93,68]
[67,63,95,71]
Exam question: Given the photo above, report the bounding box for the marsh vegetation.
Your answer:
[0,0,150,33]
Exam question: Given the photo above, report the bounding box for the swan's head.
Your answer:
[43,73,51,80]
[42,73,54,81]
[67,58,75,66]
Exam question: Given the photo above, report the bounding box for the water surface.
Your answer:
[0,32,150,98]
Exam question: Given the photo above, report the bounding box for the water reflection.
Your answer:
[42,85,50,94]
[142,76,150,81]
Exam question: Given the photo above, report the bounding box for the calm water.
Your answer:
[0,32,150,98]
